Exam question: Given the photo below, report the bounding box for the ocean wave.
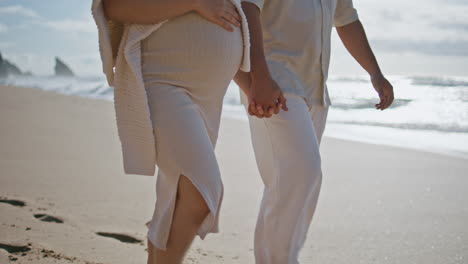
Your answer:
[0,75,113,100]
[410,76,468,87]
[328,75,468,87]
[328,76,369,83]
[329,98,411,110]
[3,74,467,136]
[328,120,468,133]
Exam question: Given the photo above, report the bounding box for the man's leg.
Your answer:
[246,94,328,264]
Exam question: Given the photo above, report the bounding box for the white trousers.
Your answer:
[243,93,329,264]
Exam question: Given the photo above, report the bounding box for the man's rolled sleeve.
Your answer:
[334,0,359,27]
[241,0,264,11]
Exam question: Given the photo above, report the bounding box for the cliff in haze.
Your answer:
[54,57,75,77]
[0,52,24,78]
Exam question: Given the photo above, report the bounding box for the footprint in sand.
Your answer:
[1,197,64,224]
[0,243,31,254]
[95,232,143,244]
[0,198,26,207]
[33,214,64,223]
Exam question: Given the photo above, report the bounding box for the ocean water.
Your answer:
[2,75,467,159]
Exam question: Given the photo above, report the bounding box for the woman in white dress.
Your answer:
[100,0,249,263]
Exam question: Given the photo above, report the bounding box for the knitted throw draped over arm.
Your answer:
[91,0,250,176]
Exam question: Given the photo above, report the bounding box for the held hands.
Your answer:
[194,0,242,32]
[238,72,288,118]
[371,73,394,110]
[249,73,288,118]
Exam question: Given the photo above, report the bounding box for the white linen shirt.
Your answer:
[242,0,359,107]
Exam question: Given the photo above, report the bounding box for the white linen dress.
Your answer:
[141,12,243,249]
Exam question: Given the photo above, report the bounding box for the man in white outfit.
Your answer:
[234,0,395,263]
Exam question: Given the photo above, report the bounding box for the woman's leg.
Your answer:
[148,175,210,264]
[141,12,242,262]
[145,83,225,264]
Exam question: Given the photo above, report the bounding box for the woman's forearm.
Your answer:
[336,20,382,77]
[102,0,197,24]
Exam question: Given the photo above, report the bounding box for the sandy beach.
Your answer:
[1,85,467,264]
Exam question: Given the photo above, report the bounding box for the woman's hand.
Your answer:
[194,0,242,31]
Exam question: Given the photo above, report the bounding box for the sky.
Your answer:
[0,0,467,77]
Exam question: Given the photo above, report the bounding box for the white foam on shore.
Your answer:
[221,110,468,160]
[325,123,468,159]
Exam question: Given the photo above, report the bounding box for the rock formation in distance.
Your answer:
[0,52,24,78]
[54,57,75,77]
[0,52,6,78]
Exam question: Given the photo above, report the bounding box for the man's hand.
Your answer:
[249,73,287,118]
[336,21,395,111]
[371,73,394,110]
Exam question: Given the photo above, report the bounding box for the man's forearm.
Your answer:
[103,0,196,24]
[336,20,382,77]
[241,2,270,76]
